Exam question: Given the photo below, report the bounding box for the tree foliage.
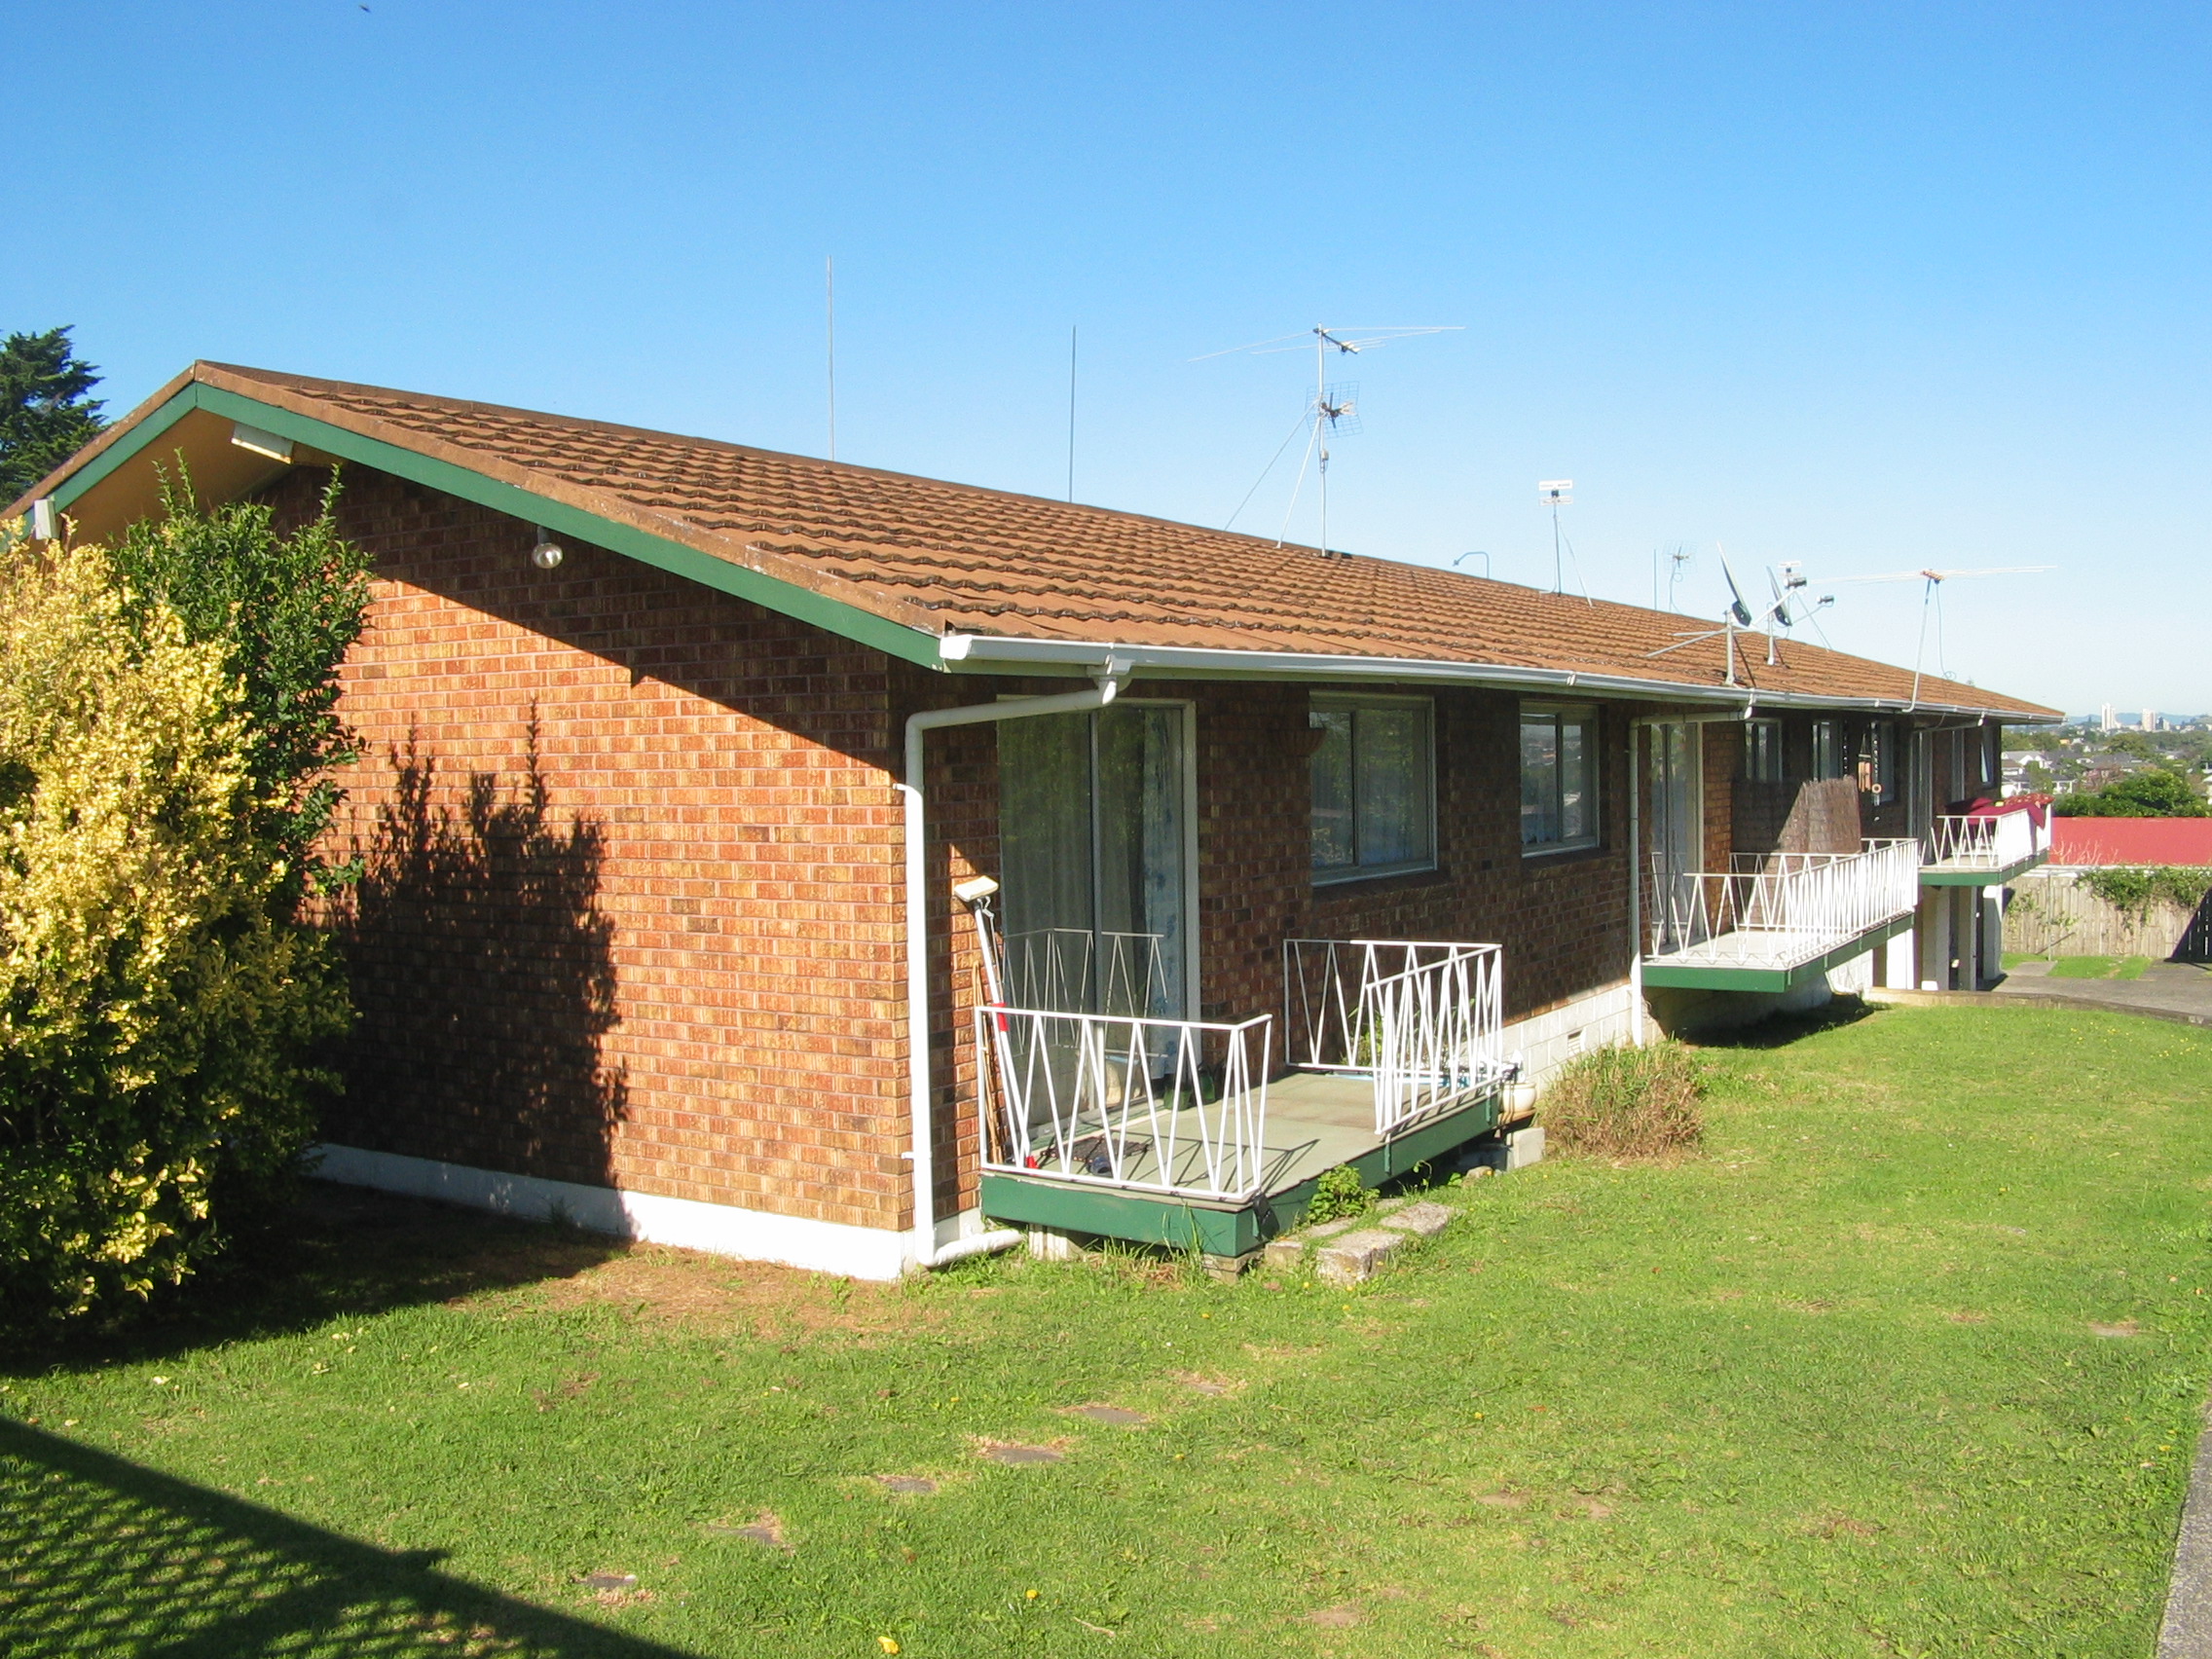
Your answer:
[0,327,105,502]
[111,470,373,901]
[0,537,351,1325]
[2051,767,2211,819]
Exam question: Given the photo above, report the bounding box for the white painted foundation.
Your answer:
[1503,979,1643,1087]
[311,1144,912,1280]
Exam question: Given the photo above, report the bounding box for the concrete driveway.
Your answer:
[1995,960,2212,1024]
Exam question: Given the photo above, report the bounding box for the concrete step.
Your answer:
[1268,1193,1471,1283]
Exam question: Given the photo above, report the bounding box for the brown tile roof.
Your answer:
[44,362,2060,719]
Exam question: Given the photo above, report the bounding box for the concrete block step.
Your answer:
[1270,1193,1470,1283]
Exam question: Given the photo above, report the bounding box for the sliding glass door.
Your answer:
[997,703,1192,1022]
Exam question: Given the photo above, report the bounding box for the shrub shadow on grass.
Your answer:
[0,1418,698,1658]
[1685,994,1881,1051]
[1,1185,626,1375]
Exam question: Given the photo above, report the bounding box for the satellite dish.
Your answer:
[1718,552,1753,627]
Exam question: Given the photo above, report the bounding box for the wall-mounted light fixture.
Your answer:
[529,527,564,570]
[230,422,294,463]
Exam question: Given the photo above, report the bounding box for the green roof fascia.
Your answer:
[1920,850,2048,887]
[1641,914,1914,993]
[56,382,948,672]
[48,384,202,508]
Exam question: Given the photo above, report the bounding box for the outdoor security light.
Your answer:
[529,530,564,570]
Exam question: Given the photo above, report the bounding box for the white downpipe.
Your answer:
[1628,719,1645,1047]
[900,668,1127,1270]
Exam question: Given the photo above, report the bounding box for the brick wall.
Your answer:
[276,459,1915,1235]
[1186,684,1634,1028]
[276,466,915,1233]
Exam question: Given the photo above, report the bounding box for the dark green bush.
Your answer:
[1304,1164,1371,1226]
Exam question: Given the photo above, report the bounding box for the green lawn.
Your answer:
[6,1003,2212,1658]
[2047,956,2156,981]
[2005,954,2157,980]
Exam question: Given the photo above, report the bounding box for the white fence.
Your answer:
[1283,940,1510,1136]
[1002,926,1171,1020]
[1923,811,2048,871]
[1648,839,1920,967]
[975,1006,1272,1200]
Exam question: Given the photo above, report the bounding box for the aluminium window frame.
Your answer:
[1519,700,1604,859]
[1863,719,1899,805]
[1309,691,1439,886]
[1744,718,1785,784]
[1811,719,1846,781]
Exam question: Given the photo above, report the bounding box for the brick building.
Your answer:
[15,364,2059,1275]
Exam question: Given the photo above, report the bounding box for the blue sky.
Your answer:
[12,1,2207,716]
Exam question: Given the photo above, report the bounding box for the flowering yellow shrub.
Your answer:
[0,535,349,1324]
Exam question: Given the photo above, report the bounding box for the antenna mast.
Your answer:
[1538,479,1573,593]
[1313,328,1359,554]
[1193,324,1458,550]
[1816,565,2054,709]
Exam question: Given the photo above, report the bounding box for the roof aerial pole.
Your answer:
[1309,329,1327,553]
[1538,479,1574,595]
[1192,323,1456,551]
[1815,565,2054,711]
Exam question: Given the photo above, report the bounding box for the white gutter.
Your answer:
[898,663,1129,1270]
[938,632,2056,723]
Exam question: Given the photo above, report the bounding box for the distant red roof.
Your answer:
[2051,818,2212,866]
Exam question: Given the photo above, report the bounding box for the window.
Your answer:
[1310,696,1434,881]
[1520,704,1600,854]
[1811,719,1845,780]
[1744,719,1784,783]
[1861,719,1898,803]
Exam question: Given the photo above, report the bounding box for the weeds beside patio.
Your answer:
[5,1002,2210,1657]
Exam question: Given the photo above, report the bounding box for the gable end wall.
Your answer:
[275,466,914,1232]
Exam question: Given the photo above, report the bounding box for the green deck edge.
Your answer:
[1640,913,1914,993]
[978,1088,1504,1255]
[51,384,948,671]
[1920,850,2048,887]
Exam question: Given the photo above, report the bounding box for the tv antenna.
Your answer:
[1198,325,1460,549]
[1817,565,2052,707]
[1537,479,1573,594]
[1644,545,1759,686]
[1751,561,1834,665]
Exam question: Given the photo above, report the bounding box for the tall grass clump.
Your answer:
[1540,1041,1704,1159]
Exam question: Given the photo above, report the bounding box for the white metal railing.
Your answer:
[975,1007,1272,1200]
[1002,927,1170,1020]
[1923,811,2048,871]
[1283,940,1510,1137]
[1647,839,1920,966]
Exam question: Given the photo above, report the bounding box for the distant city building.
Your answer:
[2145,708,2159,732]
[2101,703,2118,732]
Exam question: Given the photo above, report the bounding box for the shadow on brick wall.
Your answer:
[329,727,627,1187]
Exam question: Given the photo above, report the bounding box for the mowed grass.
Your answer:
[6,1003,2212,1658]
[2046,956,2156,981]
